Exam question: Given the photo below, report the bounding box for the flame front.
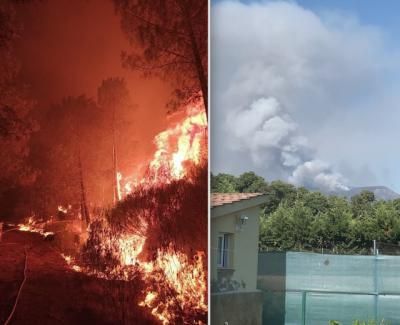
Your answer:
[17,217,54,238]
[61,230,207,323]
[119,101,207,198]
[118,233,146,265]
[19,101,207,324]
[139,247,207,324]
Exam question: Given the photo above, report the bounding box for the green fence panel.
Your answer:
[305,293,375,324]
[377,295,400,323]
[377,255,400,294]
[258,251,400,325]
[284,292,303,325]
[285,252,375,293]
[262,291,286,325]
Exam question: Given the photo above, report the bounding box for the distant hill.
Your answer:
[343,186,400,201]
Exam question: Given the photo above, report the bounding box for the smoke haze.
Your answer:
[211,0,400,191]
[15,0,172,165]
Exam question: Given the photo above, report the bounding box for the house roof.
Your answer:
[211,193,264,207]
[211,193,267,218]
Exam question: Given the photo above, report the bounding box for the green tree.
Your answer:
[236,171,268,193]
[310,197,352,250]
[302,191,330,215]
[214,171,400,253]
[350,215,379,250]
[391,198,400,212]
[374,201,400,243]
[260,201,314,250]
[351,190,375,217]
[211,173,237,193]
[263,180,297,215]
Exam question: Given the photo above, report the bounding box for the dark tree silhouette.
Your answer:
[97,77,135,204]
[30,96,103,217]
[0,1,37,217]
[113,0,208,117]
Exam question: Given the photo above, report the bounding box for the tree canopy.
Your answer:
[0,1,37,218]
[212,171,400,253]
[113,0,208,116]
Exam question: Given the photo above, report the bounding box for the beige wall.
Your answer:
[211,205,260,291]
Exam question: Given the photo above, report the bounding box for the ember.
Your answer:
[138,247,207,324]
[17,217,54,239]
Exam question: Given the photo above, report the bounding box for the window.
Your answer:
[217,233,230,268]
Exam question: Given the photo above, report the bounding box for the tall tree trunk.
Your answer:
[178,0,208,120]
[112,140,118,203]
[112,107,120,204]
[78,150,90,226]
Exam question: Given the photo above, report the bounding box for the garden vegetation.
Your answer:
[212,172,400,253]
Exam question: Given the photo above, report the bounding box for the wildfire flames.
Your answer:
[15,102,207,324]
[118,101,207,199]
[138,247,207,324]
[62,238,207,323]
[17,217,54,238]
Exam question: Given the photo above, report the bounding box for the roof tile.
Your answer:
[211,193,264,208]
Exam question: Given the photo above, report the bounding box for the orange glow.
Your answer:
[118,233,146,265]
[29,100,207,324]
[118,101,207,198]
[60,231,207,324]
[17,217,54,238]
[138,247,207,324]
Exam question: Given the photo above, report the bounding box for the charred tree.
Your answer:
[177,0,207,113]
[112,107,119,204]
[78,149,90,226]
[97,77,133,205]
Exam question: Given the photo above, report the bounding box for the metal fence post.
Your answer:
[301,291,307,325]
[373,241,378,321]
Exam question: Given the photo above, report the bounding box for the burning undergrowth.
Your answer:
[15,101,208,324]
[64,102,207,324]
[70,166,207,324]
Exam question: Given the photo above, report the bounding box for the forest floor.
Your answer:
[0,229,156,325]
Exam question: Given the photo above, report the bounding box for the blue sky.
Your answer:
[297,0,400,29]
[214,0,400,29]
[211,0,400,192]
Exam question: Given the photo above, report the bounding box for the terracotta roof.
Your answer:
[211,193,264,208]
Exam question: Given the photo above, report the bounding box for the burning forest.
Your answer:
[67,102,208,324]
[0,0,208,324]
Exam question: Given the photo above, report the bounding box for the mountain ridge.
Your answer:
[341,185,400,201]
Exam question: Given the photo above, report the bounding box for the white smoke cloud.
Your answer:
[226,96,348,192]
[211,1,400,191]
[289,160,349,192]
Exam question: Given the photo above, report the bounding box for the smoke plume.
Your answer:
[227,96,348,192]
[212,0,394,191]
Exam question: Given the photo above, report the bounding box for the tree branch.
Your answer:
[122,6,189,40]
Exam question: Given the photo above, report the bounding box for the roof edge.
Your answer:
[211,194,267,218]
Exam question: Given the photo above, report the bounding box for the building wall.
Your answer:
[211,205,260,291]
[211,291,263,325]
